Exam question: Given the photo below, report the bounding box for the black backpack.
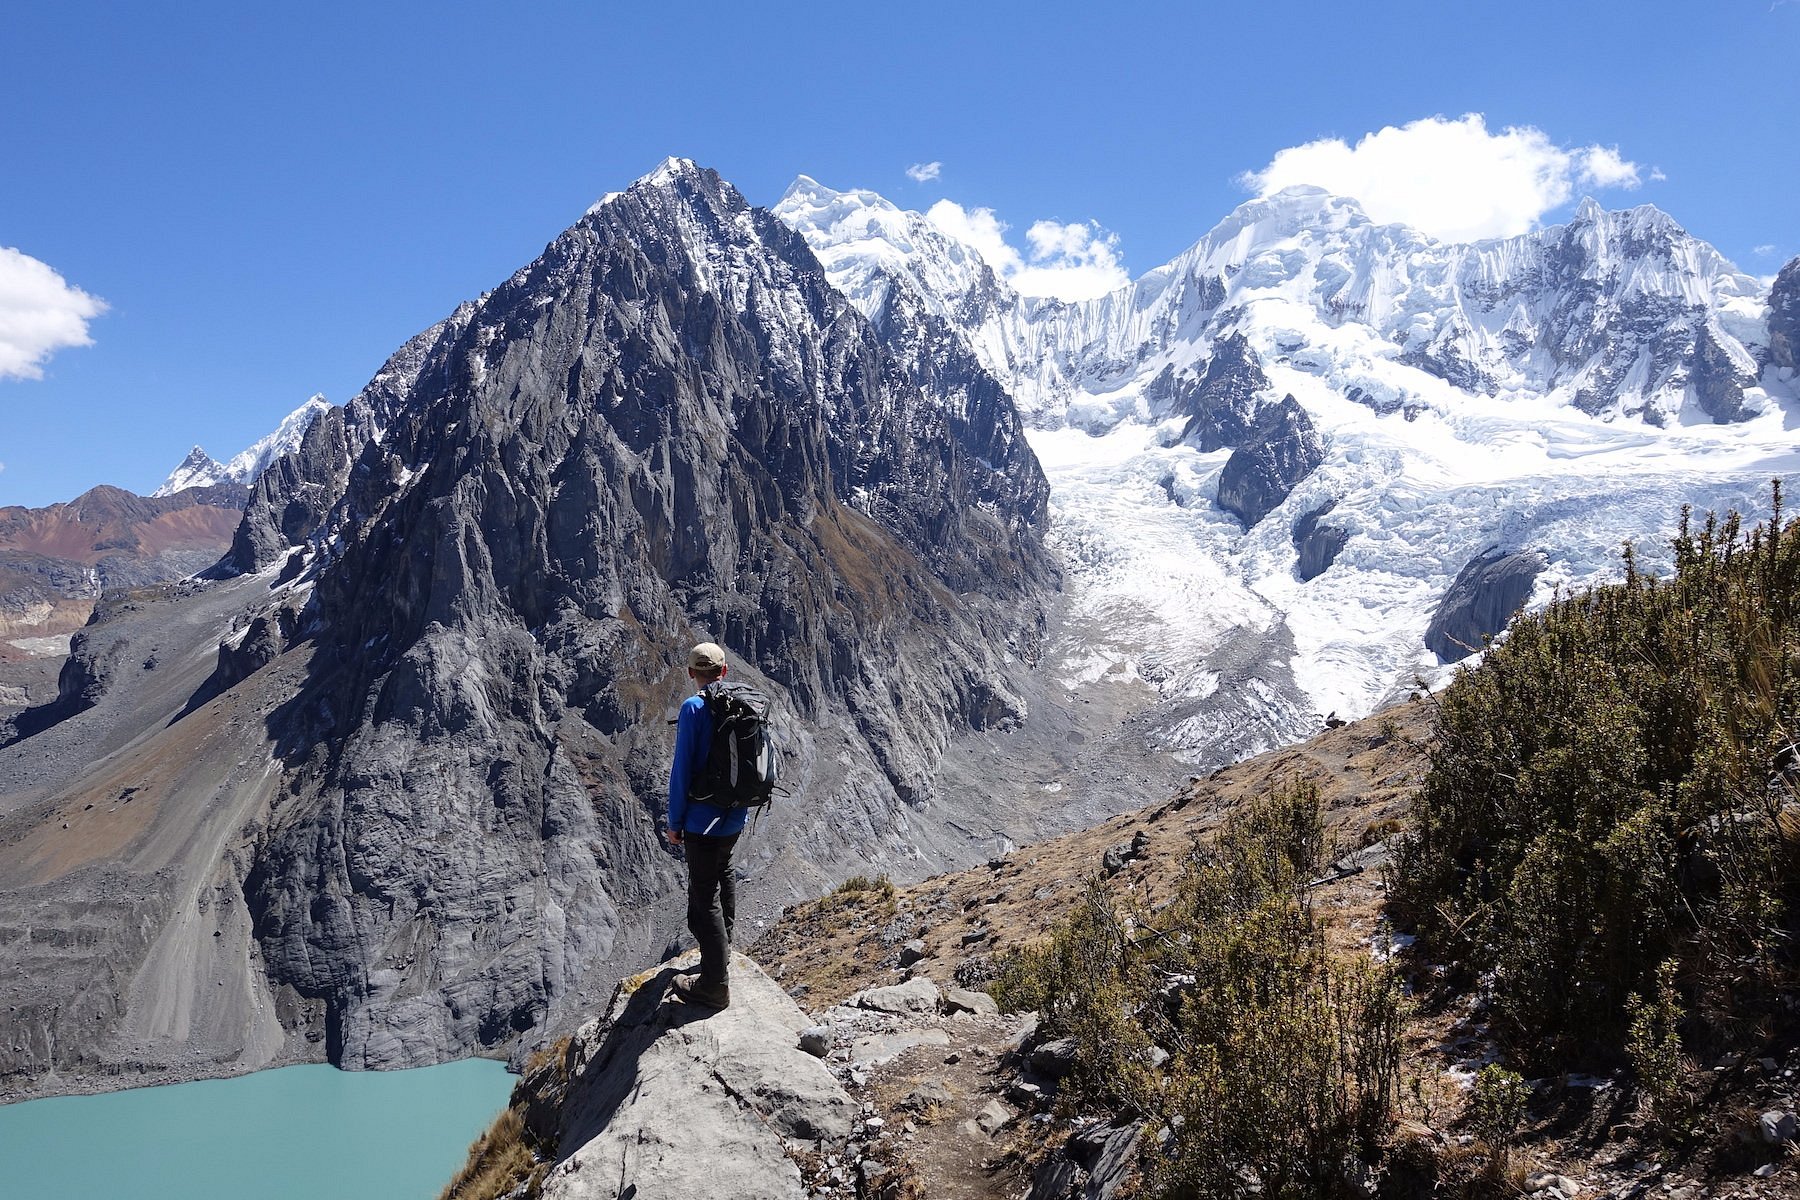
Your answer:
[689,680,779,809]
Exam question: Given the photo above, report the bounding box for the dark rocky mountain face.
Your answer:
[1770,258,1800,374]
[1216,397,1325,529]
[1425,549,1546,662]
[1149,332,1268,453]
[1291,502,1349,582]
[224,163,1054,1068]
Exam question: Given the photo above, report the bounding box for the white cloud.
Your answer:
[0,246,106,381]
[1240,114,1645,242]
[1754,244,1778,256]
[925,200,1129,301]
[1578,145,1642,190]
[1650,168,1669,182]
[906,161,943,183]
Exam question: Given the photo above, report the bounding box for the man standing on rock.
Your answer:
[666,641,746,1010]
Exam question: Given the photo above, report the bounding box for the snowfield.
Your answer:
[782,175,1800,763]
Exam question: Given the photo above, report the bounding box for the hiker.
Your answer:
[666,641,747,1009]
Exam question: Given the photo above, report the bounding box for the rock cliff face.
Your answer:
[225,405,351,574]
[1215,398,1325,529]
[226,311,477,574]
[1160,332,1269,453]
[219,160,1053,1070]
[1770,259,1800,374]
[1291,502,1349,582]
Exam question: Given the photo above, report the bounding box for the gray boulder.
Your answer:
[1028,1116,1143,1200]
[976,1098,1017,1135]
[1216,397,1325,530]
[1760,1109,1797,1144]
[1029,1036,1079,1078]
[1102,830,1150,876]
[943,987,999,1016]
[852,977,942,1016]
[1425,548,1546,662]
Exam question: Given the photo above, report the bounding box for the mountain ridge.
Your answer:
[777,175,1800,764]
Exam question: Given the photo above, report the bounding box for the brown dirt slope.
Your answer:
[752,699,1428,1008]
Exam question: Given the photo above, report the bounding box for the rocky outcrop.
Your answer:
[1291,501,1349,582]
[1688,323,1752,424]
[2,617,125,741]
[1215,397,1324,529]
[1770,258,1800,374]
[475,954,854,1200]
[225,405,351,573]
[1424,548,1546,662]
[1149,332,1268,452]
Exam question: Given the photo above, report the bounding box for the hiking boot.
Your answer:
[673,978,730,1010]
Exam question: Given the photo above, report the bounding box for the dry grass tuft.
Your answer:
[438,1108,548,1200]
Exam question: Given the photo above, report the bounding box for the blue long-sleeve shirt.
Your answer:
[668,692,749,838]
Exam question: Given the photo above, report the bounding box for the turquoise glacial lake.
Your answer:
[0,1058,515,1199]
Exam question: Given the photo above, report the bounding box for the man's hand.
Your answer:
[665,827,684,847]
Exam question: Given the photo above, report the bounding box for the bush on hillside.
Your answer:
[1394,489,1800,1073]
[994,780,1404,1199]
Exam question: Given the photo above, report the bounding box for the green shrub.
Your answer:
[1395,487,1800,1072]
[1466,1065,1530,1181]
[819,873,897,913]
[995,780,1404,1199]
[1625,958,1690,1126]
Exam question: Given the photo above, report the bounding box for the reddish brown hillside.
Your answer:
[0,483,246,563]
[0,482,247,710]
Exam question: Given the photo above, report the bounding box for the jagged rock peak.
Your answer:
[584,155,718,216]
[153,395,331,497]
[1167,332,1272,452]
[159,445,227,494]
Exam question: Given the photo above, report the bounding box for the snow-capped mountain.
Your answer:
[153,395,332,495]
[779,178,1800,763]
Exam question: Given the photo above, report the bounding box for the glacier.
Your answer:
[777,176,1800,764]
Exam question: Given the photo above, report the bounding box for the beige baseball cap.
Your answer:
[687,642,727,671]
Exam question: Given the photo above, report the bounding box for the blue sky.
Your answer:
[2,0,1795,507]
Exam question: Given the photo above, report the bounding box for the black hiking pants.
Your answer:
[685,832,738,987]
